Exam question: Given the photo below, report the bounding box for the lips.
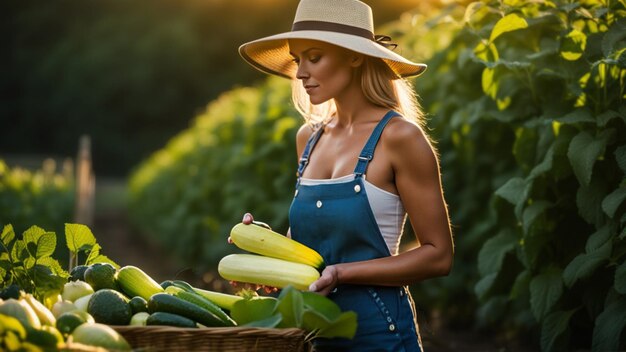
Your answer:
[304,85,318,93]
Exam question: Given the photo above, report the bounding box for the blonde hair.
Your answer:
[291,55,425,128]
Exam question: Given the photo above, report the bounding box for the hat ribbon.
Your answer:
[291,20,397,51]
[374,35,398,51]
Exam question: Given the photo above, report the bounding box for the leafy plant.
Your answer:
[0,223,117,302]
[409,0,625,350]
[230,286,357,341]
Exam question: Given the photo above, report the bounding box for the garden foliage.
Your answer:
[128,78,298,270]
[414,0,626,350]
[129,0,625,350]
[0,159,74,241]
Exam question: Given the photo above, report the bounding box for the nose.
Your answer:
[295,62,309,80]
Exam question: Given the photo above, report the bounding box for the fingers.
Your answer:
[309,266,337,296]
[242,213,253,224]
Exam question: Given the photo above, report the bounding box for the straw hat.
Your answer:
[239,0,426,79]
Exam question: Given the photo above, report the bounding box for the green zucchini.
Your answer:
[147,293,225,327]
[174,291,236,326]
[116,266,164,301]
[191,287,243,311]
[146,312,197,328]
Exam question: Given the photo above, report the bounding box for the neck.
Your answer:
[332,78,378,127]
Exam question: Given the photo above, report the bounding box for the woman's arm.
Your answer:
[311,120,454,295]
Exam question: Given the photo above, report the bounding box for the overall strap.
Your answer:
[354,110,399,178]
[297,125,324,179]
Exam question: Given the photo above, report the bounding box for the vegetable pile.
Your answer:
[1,223,356,351]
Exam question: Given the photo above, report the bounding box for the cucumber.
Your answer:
[174,291,236,326]
[146,312,197,328]
[147,293,225,327]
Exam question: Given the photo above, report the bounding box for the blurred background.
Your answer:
[2,0,625,351]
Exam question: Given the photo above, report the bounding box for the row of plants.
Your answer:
[410,0,625,350]
[128,0,625,350]
[0,159,74,262]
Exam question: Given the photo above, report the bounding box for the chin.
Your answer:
[309,96,331,105]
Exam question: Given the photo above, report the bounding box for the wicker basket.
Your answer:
[112,326,313,352]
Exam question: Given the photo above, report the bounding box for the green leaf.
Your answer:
[602,187,626,218]
[541,309,577,352]
[276,286,304,328]
[615,261,626,294]
[244,314,282,328]
[522,200,552,234]
[529,145,555,179]
[591,296,626,352]
[86,254,119,269]
[567,131,609,186]
[36,257,68,278]
[478,230,517,276]
[22,226,46,246]
[586,224,613,252]
[475,272,497,300]
[495,177,530,206]
[563,240,612,287]
[556,109,594,124]
[510,270,531,300]
[230,297,278,325]
[530,268,563,321]
[65,223,96,254]
[560,29,587,61]
[577,178,609,226]
[490,13,528,43]
[31,264,67,296]
[301,291,341,321]
[601,18,626,57]
[1,224,15,247]
[35,232,56,259]
[314,311,358,339]
[597,110,621,127]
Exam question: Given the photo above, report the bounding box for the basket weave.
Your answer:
[112,326,312,352]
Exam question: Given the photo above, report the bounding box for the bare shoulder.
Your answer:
[296,123,316,157]
[382,117,439,173]
[383,118,434,154]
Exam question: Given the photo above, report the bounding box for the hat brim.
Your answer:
[239,31,427,79]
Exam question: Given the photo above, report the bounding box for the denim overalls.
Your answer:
[289,111,422,351]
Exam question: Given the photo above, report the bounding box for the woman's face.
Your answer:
[288,39,359,105]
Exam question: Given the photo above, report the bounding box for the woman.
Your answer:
[238,0,454,350]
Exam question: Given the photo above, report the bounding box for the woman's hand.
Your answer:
[227,212,278,293]
[309,265,339,296]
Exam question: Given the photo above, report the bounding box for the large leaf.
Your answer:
[490,13,528,42]
[530,268,563,321]
[478,230,517,276]
[495,177,530,206]
[313,311,358,339]
[276,286,304,328]
[602,187,626,218]
[576,177,609,226]
[230,297,278,326]
[541,309,577,352]
[556,109,594,124]
[567,131,609,186]
[562,240,612,287]
[1,225,15,247]
[591,296,626,351]
[301,291,341,321]
[522,200,553,234]
[65,223,96,253]
[560,29,587,61]
[475,272,497,300]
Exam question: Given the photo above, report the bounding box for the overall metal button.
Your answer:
[316,200,322,208]
[389,324,396,332]
[354,184,361,193]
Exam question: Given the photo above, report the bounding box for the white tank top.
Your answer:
[299,174,406,255]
